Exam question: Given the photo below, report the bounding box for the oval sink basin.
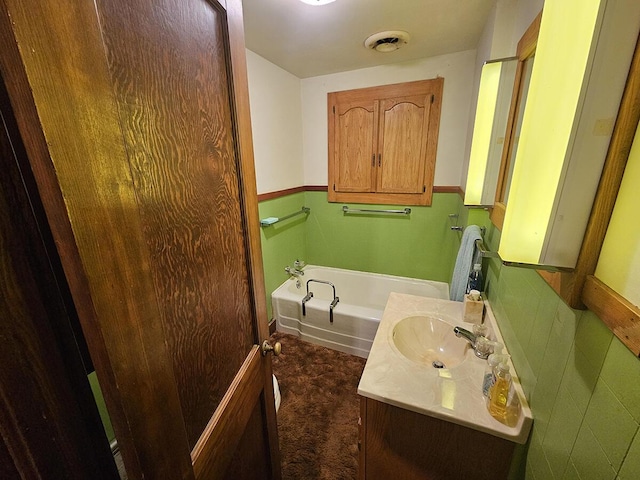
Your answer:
[392,315,468,368]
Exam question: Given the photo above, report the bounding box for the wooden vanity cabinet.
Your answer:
[358,397,516,480]
[328,78,443,206]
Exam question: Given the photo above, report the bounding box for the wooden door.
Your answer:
[0,0,280,478]
[376,95,432,194]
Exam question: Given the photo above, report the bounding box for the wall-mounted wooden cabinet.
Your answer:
[328,78,443,206]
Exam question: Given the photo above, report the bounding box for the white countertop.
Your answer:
[357,293,533,444]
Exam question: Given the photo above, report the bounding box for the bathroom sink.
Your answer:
[359,294,533,445]
[391,315,468,368]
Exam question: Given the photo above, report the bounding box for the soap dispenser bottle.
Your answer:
[488,362,512,421]
[482,345,506,397]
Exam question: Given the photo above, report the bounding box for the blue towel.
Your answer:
[450,225,483,302]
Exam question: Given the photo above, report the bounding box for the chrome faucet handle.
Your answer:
[285,265,303,277]
[453,326,492,360]
[294,259,306,269]
[474,336,492,359]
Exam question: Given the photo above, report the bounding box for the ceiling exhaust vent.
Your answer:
[364,30,410,53]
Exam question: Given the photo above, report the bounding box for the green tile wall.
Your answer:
[303,191,461,282]
[480,212,640,480]
[258,192,308,318]
[258,190,463,317]
[88,371,115,443]
[259,192,640,479]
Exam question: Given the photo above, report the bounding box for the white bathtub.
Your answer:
[272,265,449,358]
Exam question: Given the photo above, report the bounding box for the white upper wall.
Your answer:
[460,1,500,190]
[246,1,544,193]
[246,50,304,194]
[514,0,545,44]
[300,50,477,187]
[460,0,544,189]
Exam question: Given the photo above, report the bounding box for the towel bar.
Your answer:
[260,206,310,227]
[475,239,501,258]
[342,206,411,215]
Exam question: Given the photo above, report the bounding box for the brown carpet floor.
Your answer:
[270,332,367,480]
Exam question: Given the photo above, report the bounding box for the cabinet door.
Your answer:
[328,78,442,206]
[333,99,378,193]
[376,95,432,194]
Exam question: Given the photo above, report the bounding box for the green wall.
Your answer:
[303,192,460,282]
[260,192,640,479]
[258,192,308,318]
[258,191,463,318]
[88,372,115,443]
[480,213,640,480]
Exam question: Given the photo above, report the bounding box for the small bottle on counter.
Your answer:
[467,263,484,293]
[488,362,512,422]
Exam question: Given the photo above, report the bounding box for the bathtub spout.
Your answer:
[285,265,304,288]
[302,292,313,316]
[285,266,304,277]
[329,297,340,323]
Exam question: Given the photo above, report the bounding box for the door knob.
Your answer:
[261,340,282,356]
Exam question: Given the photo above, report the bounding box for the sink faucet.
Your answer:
[453,326,491,359]
[453,326,476,346]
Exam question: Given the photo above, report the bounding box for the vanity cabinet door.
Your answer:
[359,397,515,480]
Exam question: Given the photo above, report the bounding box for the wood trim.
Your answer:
[257,185,459,202]
[492,11,542,226]
[517,11,542,60]
[434,185,464,196]
[304,185,328,192]
[490,201,507,231]
[257,186,305,202]
[358,398,366,480]
[328,78,445,103]
[328,191,432,206]
[191,346,264,478]
[226,0,268,349]
[541,32,640,309]
[582,276,640,357]
[225,0,282,476]
[305,185,328,192]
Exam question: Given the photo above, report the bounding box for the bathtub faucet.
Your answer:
[285,265,304,288]
[284,266,304,277]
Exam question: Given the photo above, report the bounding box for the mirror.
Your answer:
[502,56,534,204]
[464,58,518,206]
[490,12,542,229]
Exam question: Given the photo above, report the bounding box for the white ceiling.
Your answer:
[242,0,496,78]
